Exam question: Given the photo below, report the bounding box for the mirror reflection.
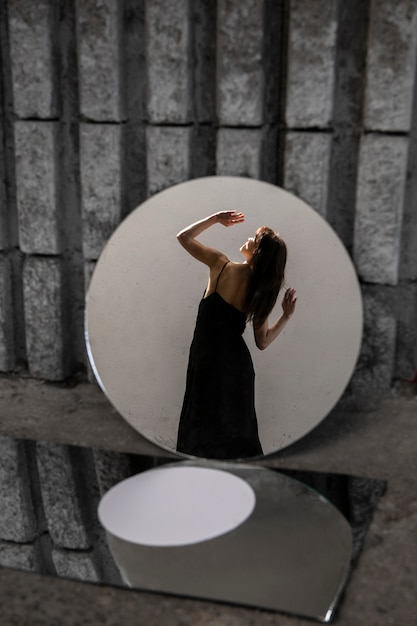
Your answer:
[176,212,296,459]
[101,461,353,622]
[85,177,363,459]
[0,437,386,623]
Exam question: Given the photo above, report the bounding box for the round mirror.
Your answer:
[85,176,362,459]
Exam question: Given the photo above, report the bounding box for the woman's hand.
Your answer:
[215,211,245,227]
[281,287,297,319]
[254,288,297,349]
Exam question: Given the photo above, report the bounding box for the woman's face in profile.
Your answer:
[240,235,256,260]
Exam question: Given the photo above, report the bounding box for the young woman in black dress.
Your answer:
[176,210,297,460]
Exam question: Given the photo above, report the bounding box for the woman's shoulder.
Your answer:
[224,262,252,288]
[227,261,251,274]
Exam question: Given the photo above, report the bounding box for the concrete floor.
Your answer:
[0,374,416,625]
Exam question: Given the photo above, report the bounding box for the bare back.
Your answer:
[204,260,251,312]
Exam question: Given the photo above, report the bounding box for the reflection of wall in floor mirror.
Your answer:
[83,178,367,621]
[0,436,386,623]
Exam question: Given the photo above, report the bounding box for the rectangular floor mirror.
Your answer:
[0,436,386,622]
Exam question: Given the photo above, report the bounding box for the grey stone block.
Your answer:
[146,0,192,123]
[8,0,57,118]
[36,442,90,550]
[283,131,331,216]
[217,0,264,125]
[349,286,397,398]
[364,0,417,131]
[52,548,99,582]
[0,541,38,572]
[0,256,15,371]
[80,124,122,260]
[76,0,124,121]
[14,121,61,255]
[0,437,36,542]
[146,126,192,195]
[286,0,337,127]
[23,256,69,380]
[354,134,408,286]
[93,449,132,496]
[216,128,263,178]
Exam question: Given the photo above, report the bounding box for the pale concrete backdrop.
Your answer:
[0,0,416,400]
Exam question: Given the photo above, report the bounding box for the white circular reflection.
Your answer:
[98,466,256,546]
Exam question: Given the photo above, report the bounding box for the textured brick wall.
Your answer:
[0,0,416,398]
[0,435,157,581]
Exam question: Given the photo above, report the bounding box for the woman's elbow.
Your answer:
[177,232,187,246]
[255,338,268,351]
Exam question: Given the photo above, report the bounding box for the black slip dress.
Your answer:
[176,261,263,460]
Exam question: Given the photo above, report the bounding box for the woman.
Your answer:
[176,210,297,460]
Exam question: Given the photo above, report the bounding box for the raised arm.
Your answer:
[254,288,297,350]
[177,211,244,268]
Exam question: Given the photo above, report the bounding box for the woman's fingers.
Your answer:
[282,288,297,314]
[217,210,245,226]
[227,214,245,226]
[226,211,244,221]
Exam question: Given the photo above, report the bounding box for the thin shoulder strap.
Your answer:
[215,261,229,292]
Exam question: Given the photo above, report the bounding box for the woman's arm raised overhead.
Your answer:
[177,211,244,268]
[254,287,297,350]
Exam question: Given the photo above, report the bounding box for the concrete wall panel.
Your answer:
[146,126,192,195]
[52,549,100,582]
[36,442,90,550]
[146,0,191,123]
[80,124,122,260]
[23,257,69,380]
[76,0,124,121]
[14,122,61,255]
[216,128,263,178]
[286,0,337,127]
[284,132,331,216]
[8,0,57,118]
[0,542,38,572]
[364,0,417,131]
[217,0,264,125]
[354,135,408,285]
[0,438,36,542]
[93,449,132,496]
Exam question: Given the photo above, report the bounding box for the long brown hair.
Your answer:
[243,227,287,326]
